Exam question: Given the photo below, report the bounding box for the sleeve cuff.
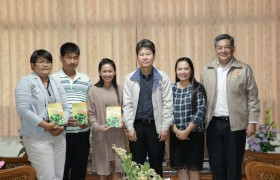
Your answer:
[249,121,258,124]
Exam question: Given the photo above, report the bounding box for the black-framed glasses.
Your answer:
[36,61,52,66]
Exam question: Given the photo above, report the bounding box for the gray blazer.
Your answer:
[15,72,70,139]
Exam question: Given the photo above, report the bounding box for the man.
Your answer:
[123,39,173,176]
[53,42,91,180]
[201,34,260,180]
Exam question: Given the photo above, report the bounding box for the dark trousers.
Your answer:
[63,130,90,180]
[206,117,246,180]
[129,121,165,177]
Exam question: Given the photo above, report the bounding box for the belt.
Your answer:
[135,118,154,124]
[213,116,229,121]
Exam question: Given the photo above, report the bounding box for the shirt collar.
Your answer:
[216,58,234,70]
[140,68,153,79]
[131,67,162,81]
[174,82,193,91]
[58,69,81,80]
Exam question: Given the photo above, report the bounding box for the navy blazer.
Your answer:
[15,72,70,139]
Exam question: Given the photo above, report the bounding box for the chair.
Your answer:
[0,156,35,179]
[245,161,280,180]
[243,150,280,166]
[0,156,30,169]
[242,150,280,179]
[0,165,36,180]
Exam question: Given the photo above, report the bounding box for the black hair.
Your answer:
[214,34,235,47]
[175,57,207,111]
[60,42,80,56]
[136,39,156,55]
[95,58,120,105]
[30,49,53,64]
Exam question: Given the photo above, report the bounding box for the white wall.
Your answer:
[0,137,24,157]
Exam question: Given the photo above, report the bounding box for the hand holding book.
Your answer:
[68,117,78,126]
[79,124,89,129]
[39,120,64,136]
[39,120,56,131]
[49,126,64,136]
[100,124,111,132]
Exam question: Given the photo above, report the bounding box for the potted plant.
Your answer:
[247,108,280,153]
[112,144,162,180]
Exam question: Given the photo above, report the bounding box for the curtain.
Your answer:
[0,0,279,137]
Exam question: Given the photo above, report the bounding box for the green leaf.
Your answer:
[265,108,271,125]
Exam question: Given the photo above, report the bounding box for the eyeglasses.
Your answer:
[36,61,52,66]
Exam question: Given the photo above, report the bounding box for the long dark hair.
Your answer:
[175,57,207,110]
[95,58,120,105]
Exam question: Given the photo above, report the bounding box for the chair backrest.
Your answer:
[245,161,280,180]
[243,150,280,166]
[0,165,36,180]
[0,156,30,169]
[244,161,258,180]
[242,150,280,178]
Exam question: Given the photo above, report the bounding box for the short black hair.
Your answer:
[60,42,80,56]
[214,34,235,47]
[30,49,53,64]
[136,39,156,55]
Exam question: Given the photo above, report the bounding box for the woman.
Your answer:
[87,58,126,180]
[15,49,70,180]
[170,57,207,180]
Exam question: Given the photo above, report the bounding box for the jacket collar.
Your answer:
[31,71,39,78]
[130,67,163,90]
[31,71,49,105]
[130,67,162,81]
[207,57,242,69]
[31,71,52,80]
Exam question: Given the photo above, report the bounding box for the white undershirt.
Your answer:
[213,60,233,117]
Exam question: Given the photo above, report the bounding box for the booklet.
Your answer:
[106,106,122,128]
[72,102,88,125]
[48,102,66,126]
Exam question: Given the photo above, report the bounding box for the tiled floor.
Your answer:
[85,174,213,180]
[85,159,213,180]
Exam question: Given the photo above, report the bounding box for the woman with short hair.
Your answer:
[15,49,70,180]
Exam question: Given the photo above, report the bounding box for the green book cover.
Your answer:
[48,102,66,126]
[72,102,88,125]
[106,106,122,128]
